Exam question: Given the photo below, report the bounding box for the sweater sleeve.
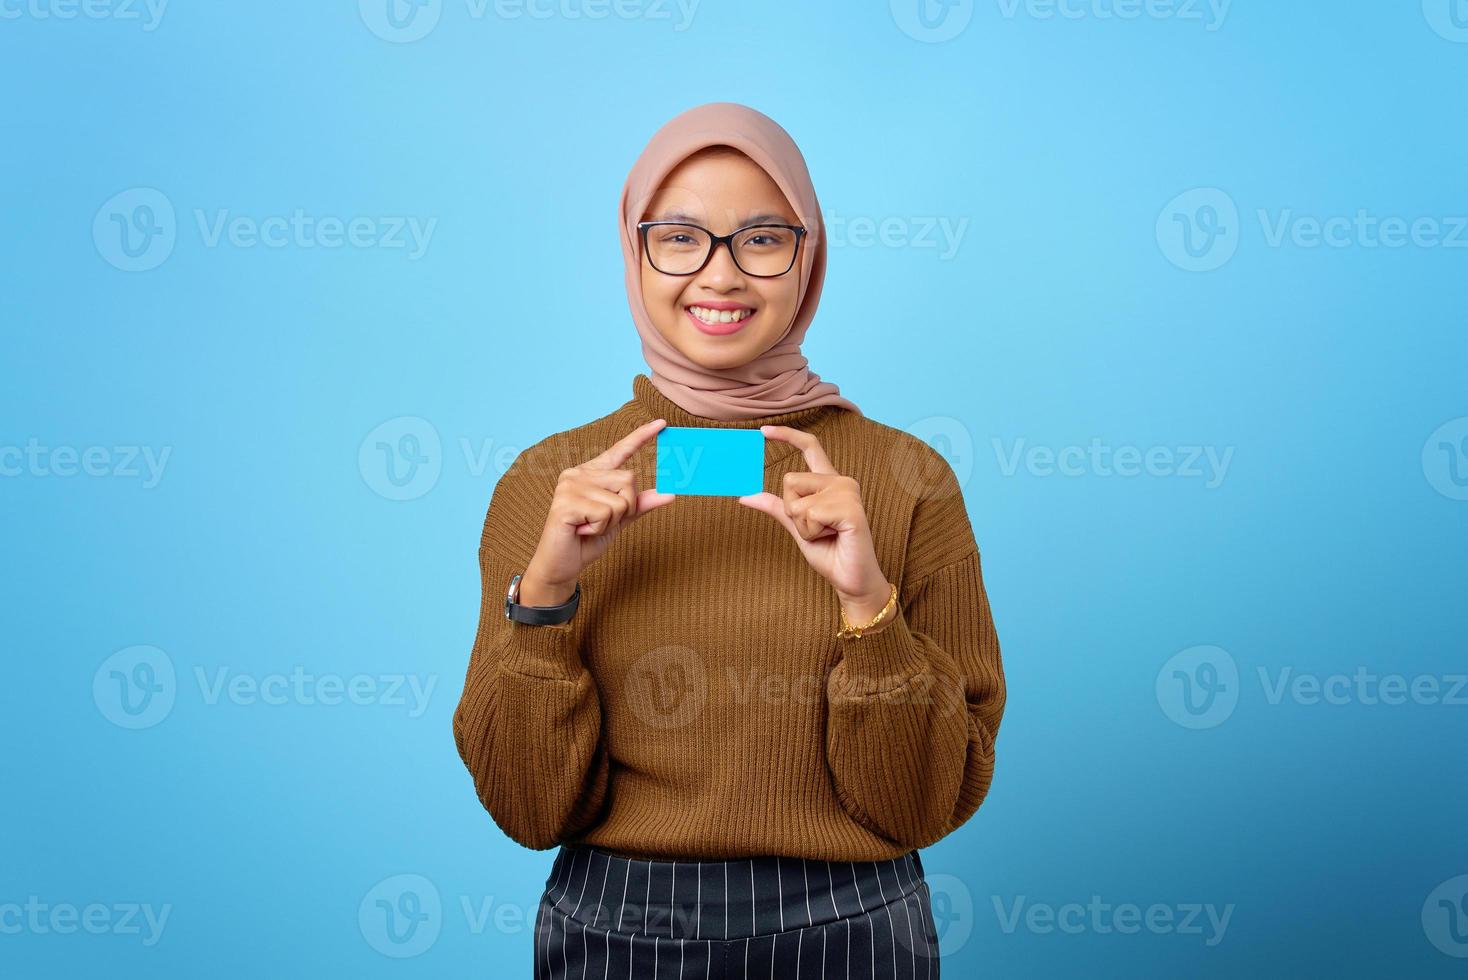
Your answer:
[451,447,610,850]
[823,456,1006,850]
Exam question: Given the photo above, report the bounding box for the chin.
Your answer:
[651,321,745,366]
[679,340,758,371]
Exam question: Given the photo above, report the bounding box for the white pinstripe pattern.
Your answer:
[604,856,626,979]
[824,862,836,978]
[550,851,569,979]
[586,854,611,980]
[538,847,936,979]
[796,859,810,977]
[616,856,630,930]
[750,860,756,935]
[565,850,584,979]
[704,863,712,980]
[888,859,914,980]
[777,860,786,932]
[875,859,894,980]
[543,850,571,980]
[906,857,937,977]
[803,859,814,926]
[571,850,594,979]
[614,857,632,980]
[641,859,652,979]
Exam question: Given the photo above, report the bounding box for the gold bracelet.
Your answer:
[837,582,899,639]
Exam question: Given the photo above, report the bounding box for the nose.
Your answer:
[696,238,746,289]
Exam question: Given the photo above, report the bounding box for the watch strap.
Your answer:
[504,572,580,626]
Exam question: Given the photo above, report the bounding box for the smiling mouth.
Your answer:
[684,304,756,336]
[686,304,756,325]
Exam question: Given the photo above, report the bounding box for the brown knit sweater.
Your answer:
[452,373,1005,863]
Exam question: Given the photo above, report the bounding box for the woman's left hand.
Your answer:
[737,425,894,625]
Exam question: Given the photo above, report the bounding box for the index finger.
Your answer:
[587,417,667,470]
[760,424,837,475]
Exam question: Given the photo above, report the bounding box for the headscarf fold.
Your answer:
[619,102,862,421]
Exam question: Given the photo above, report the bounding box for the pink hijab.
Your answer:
[619,102,862,421]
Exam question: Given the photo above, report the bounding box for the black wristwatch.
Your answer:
[504,572,580,626]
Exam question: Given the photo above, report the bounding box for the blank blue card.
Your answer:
[655,426,765,496]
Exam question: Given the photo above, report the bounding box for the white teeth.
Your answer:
[688,305,754,324]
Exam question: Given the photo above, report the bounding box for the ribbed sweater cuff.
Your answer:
[830,605,928,697]
[497,618,585,681]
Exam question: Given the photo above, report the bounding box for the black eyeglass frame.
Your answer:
[637,220,807,278]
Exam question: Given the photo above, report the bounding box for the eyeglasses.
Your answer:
[637,220,806,277]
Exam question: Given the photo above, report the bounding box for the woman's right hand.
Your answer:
[518,418,675,606]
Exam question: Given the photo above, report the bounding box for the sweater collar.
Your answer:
[627,373,846,470]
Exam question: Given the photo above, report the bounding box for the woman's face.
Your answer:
[639,149,804,371]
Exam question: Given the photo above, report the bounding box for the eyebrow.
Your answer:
[650,210,794,225]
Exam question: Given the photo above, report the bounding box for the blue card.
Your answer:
[655,426,765,496]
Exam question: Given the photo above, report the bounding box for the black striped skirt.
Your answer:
[534,842,940,979]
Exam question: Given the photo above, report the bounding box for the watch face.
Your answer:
[504,573,521,619]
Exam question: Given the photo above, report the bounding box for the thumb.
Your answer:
[633,488,678,516]
[737,492,799,539]
[574,488,676,535]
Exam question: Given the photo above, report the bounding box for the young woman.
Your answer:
[453,101,1005,979]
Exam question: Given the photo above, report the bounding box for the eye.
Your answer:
[739,229,789,249]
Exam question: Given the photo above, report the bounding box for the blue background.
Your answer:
[3,0,1467,976]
